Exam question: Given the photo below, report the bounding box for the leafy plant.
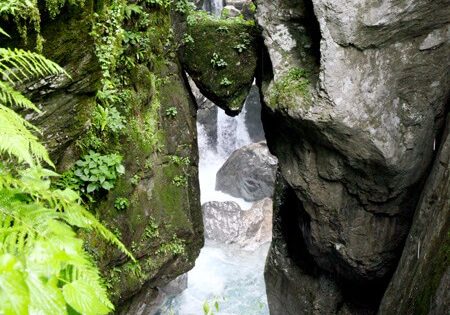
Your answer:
[173,0,194,14]
[216,25,229,34]
[131,174,141,186]
[233,43,247,53]
[165,106,178,118]
[172,175,187,187]
[0,39,133,314]
[157,235,185,255]
[72,151,125,193]
[210,52,227,69]
[169,155,190,166]
[93,104,126,133]
[203,297,220,315]
[220,77,233,86]
[144,218,159,239]
[114,197,129,211]
[0,47,66,167]
[182,33,194,45]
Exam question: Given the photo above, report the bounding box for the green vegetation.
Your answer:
[182,9,258,112]
[172,174,188,187]
[114,197,130,211]
[203,297,221,315]
[220,77,233,86]
[0,29,132,314]
[269,67,312,110]
[157,234,185,256]
[1,0,203,310]
[210,52,228,69]
[71,151,125,193]
[165,106,178,118]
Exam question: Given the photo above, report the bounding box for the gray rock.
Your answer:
[222,5,241,18]
[189,77,218,149]
[202,198,273,249]
[244,85,266,143]
[265,175,345,315]
[202,201,243,242]
[160,274,188,296]
[378,115,450,315]
[215,141,278,201]
[256,0,449,283]
[224,0,248,10]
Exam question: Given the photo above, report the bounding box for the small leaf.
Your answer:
[116,164,125,174]
[87,183,98,193]
[101,181,113,190]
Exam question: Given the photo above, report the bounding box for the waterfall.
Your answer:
[158,84,270,315]
[216,105,252,159]
[203,0,224,16]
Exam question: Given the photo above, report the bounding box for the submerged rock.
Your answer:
[215,141,278,201]
[202,198,273,249]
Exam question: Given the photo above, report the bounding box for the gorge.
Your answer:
[0,0,448,314]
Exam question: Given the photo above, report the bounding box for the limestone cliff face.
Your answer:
[7,3,203,309]
[255,0,449,313]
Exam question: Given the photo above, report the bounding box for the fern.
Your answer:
[0,32,133,314]
[0,47,67,84]
[0,47,67,167]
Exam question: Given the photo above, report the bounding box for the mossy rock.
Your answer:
[181,13,258,115]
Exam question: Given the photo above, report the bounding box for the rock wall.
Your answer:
[378,114,450,315]
[255,0,450,313]
[5,2,203,310]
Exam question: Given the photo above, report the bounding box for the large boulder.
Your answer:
[181,11,258,115]
[378,115,450,315]
[215,141,278,201]
[202,198,273,249]
[256,0,449,285]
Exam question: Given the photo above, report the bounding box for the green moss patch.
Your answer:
[182,12,258,115]
[268,67,313,111]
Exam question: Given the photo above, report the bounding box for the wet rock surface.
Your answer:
[202,198,273,249]
[215,141,278,201]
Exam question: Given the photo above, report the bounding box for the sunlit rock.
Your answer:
[202,198,273,249]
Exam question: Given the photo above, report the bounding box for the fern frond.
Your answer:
[0,48,67,84]
[0,27,10,38]
[0,81,39,111]
[0,104,53,167]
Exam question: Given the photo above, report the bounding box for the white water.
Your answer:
[160,241,270,315]
[202,0,224,17]
[159,89,271,314]
[198,104,253,210]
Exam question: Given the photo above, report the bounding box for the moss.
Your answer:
[152,163,190,229]
[413,231,450,314]
[182,12,258,114]
[268,67,313,111]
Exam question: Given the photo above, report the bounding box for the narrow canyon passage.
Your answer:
[158,82,276,314]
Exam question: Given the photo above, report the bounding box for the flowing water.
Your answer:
[158,3,271,313]
[159,91,271,314]
[202,0,224,17]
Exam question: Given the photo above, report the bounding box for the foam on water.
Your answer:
[160,242,270,315]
